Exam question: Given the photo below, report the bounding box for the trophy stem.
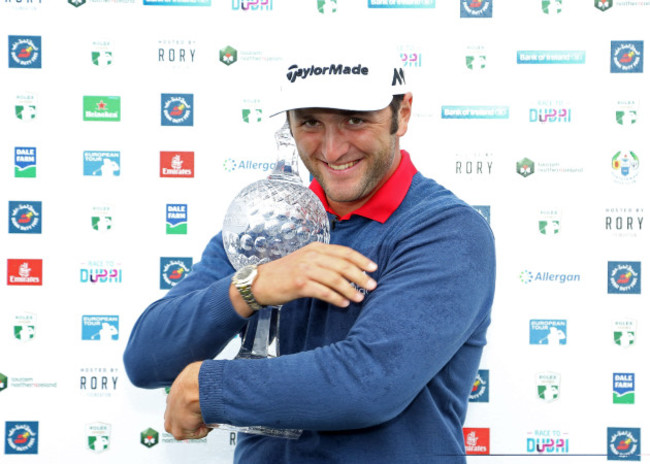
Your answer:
[234,306,281,360]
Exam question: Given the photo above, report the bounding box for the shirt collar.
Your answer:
[309,150,417,224]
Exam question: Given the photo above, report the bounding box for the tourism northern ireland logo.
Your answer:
[160,151,194,177]
[469,369,489,402]
[460,0,492,18]
[83,96,121,122]
[0,373,7,392]
[611,41,644,73]
[7,259,42,286]
[595,0,612,11]
[160,257,192,289]
[5,421,39,454]
[166,204,187,234]
[15,147,36,177]
[141,427,159,448]
[219,46,237,66]
[161,93,193,126]
[517,158,535,177]
[86,422,111,453]
[608,427,640,461]
[9,201,41,234]
[608,261,641,294]
[9,36,41,68]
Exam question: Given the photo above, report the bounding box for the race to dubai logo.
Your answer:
[80,260,123,284]
[141,427,159,448]
[317,0,337,13]
[219,45,237,66]
[608,261,641,294]
[613,319,636,347]
[91,40,113,67]
[9,201,41,234]
[607,427,640,461]
[83,96,121,122]
[161,93,193,126]
[460,0,492,18]
[611,41,644,73]
[468,369,489,402]
[595,0,612,11]
[611,150,639,184]
[15,92,37,121]
[541,0,561,15]
[166,204,188,234]
[161,257,192,289]
[14,312,37,341]
[516,157,535,177]
[14,147,36,178]
[86,422,111,453]
[160,151,194,177]
[82,315,119,341]
[83,151,120,176]
[613,373,635,404]
[232,0,273,10]
[463,428,489,454]
[536,371,560,402]
[7,259,42,286]
[8,36,41,68]
[526,430,569,454]
[616,100,638,126]
[530,319,567,345]
[5,422,39,454]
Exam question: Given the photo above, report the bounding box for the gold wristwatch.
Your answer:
[232,264,263,311]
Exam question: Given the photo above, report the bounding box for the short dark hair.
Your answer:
[389,94,405,134]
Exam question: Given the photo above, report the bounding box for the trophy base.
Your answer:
[209,424,302,439]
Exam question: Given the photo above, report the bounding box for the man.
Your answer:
[123,47,496,463]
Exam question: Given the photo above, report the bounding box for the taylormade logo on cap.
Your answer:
[286,63,369,83]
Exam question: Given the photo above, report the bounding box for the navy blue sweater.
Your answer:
[124,155,496,463]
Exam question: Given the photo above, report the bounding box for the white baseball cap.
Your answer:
[268,46,410,117]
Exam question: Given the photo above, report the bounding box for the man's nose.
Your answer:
[321,126,349,162]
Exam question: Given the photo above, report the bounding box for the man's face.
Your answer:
[288,96,411,215]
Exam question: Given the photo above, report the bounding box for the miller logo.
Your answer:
[607,427,640,461]
[611,41,644,73]
[7,259,42,286]
[608,261,641,294]
[536,372,560,402]
[14,147,36,178]
[517,158,535,177]
[9,36,41,68]
[613,319,636,347]
[161,257,193,289]
[468,369,489,402]
[595,0,612,11]
[160,151,194,177]
[141,428,159,448]
[86,422,111,453]
[5,422,39,455]
[161,93,193,126]
[9,201,42,234]
[219,45,238,66]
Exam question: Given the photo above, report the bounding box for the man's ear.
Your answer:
[396,92,413,137]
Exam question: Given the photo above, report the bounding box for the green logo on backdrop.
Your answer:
[83,96,121,122]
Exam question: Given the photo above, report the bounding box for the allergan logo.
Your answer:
[461,0,492,18]
[608,428,640,461]
[5,422,39,455]
[9,36,41,68]
[160,151,194,177]
[161,93,193,126]
[141,427,159,448]
[7,259,42,286]
[223,158,277,173]
[15,147,36,178]
[83,96,121,122]
[9,201,41,234]
[160,257,192,289]
[520,270,580,285]
[613,373,635,404]
[608,261,641,294]
[219,46,238,66]
[611,41,644,73]
[536,371,560,402]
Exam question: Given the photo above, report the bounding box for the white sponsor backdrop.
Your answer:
[0,1,648,462]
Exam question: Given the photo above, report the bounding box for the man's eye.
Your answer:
[301,119,319,127]
[347,117,364,125]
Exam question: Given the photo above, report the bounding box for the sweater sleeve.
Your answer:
[123,232,248,389]
[198,205,496,431]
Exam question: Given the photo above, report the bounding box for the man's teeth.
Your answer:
[328,161,357,171]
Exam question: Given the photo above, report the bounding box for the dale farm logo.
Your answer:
[5,421,39,455]
[86,422,111,453]
[517,158,535,177]
[463,428,489,455]
[160,151,194,177]
[166,204,187,234]
[83,151,121,176]
[160,257,192,289]
[15,147,36,177]
[468,369,489,402]
[595,0,612,11]
[613,319,636,347]
[9,36,41,68]
[7,259,42,286]
[613,373,635,404]
[9,201,42,234]
[460,0,492,18]
[82,315,119,341]
[83,96,121,122]
[219,46,238,66]
[608,427,640,461]
[141,427,159,448]
[608,261,641,294]
[611,41,644,73]
[161,93,193,126]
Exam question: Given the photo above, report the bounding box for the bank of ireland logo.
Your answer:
[166,204,187,234]
[541,0,561,15]
[141,427,159,448]
[469,369,489,402]
[611,151,639,183]
[9,201,42,234]
[219,46,237,66]
[161,257,192,289]
[613,319,636,347]
[611,41,643,73]
[14,312,37,341]
[613,373,635,404]
[9,36,41,68]
[317,0,337,13]
[83,96,121,122]
[0,373,7,392]
[5,421,39,455]
[86,422,110,453]
[460,0,492,18]
[517,158,535,177]
[595,0,612,11]
[15,147,37,178]
[608,427,640,461]
[161,93,193,126]
[536,372,560,402]
[608,261,641,294]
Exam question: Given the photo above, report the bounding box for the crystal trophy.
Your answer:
[212,122,330,438]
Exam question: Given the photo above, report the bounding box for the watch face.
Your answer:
[237,265,256,280]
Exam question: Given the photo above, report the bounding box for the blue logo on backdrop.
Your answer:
[608,427,640,461]
[517,50,586,64]
[9,201,41,234]
[441,105,509,119]
[161,93,193,126]
[82,315,119,341]
[83,151,121,176]
[611,41,644,73]
[472,205,491,224]
[468,369,489,402]
[530,319,567,345]
[5,421,39,454]
[460,0,492,17]
[160,257,193,289]
[144,0,211,4]
[14,147,36,175]
[608,261,641,294]
[368,0,435,8]
[8,36,41,68]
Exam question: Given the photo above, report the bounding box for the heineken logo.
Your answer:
[83,96,121,122]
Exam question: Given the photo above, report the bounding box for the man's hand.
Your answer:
[254,242,378,308]
[164,361,212,441]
